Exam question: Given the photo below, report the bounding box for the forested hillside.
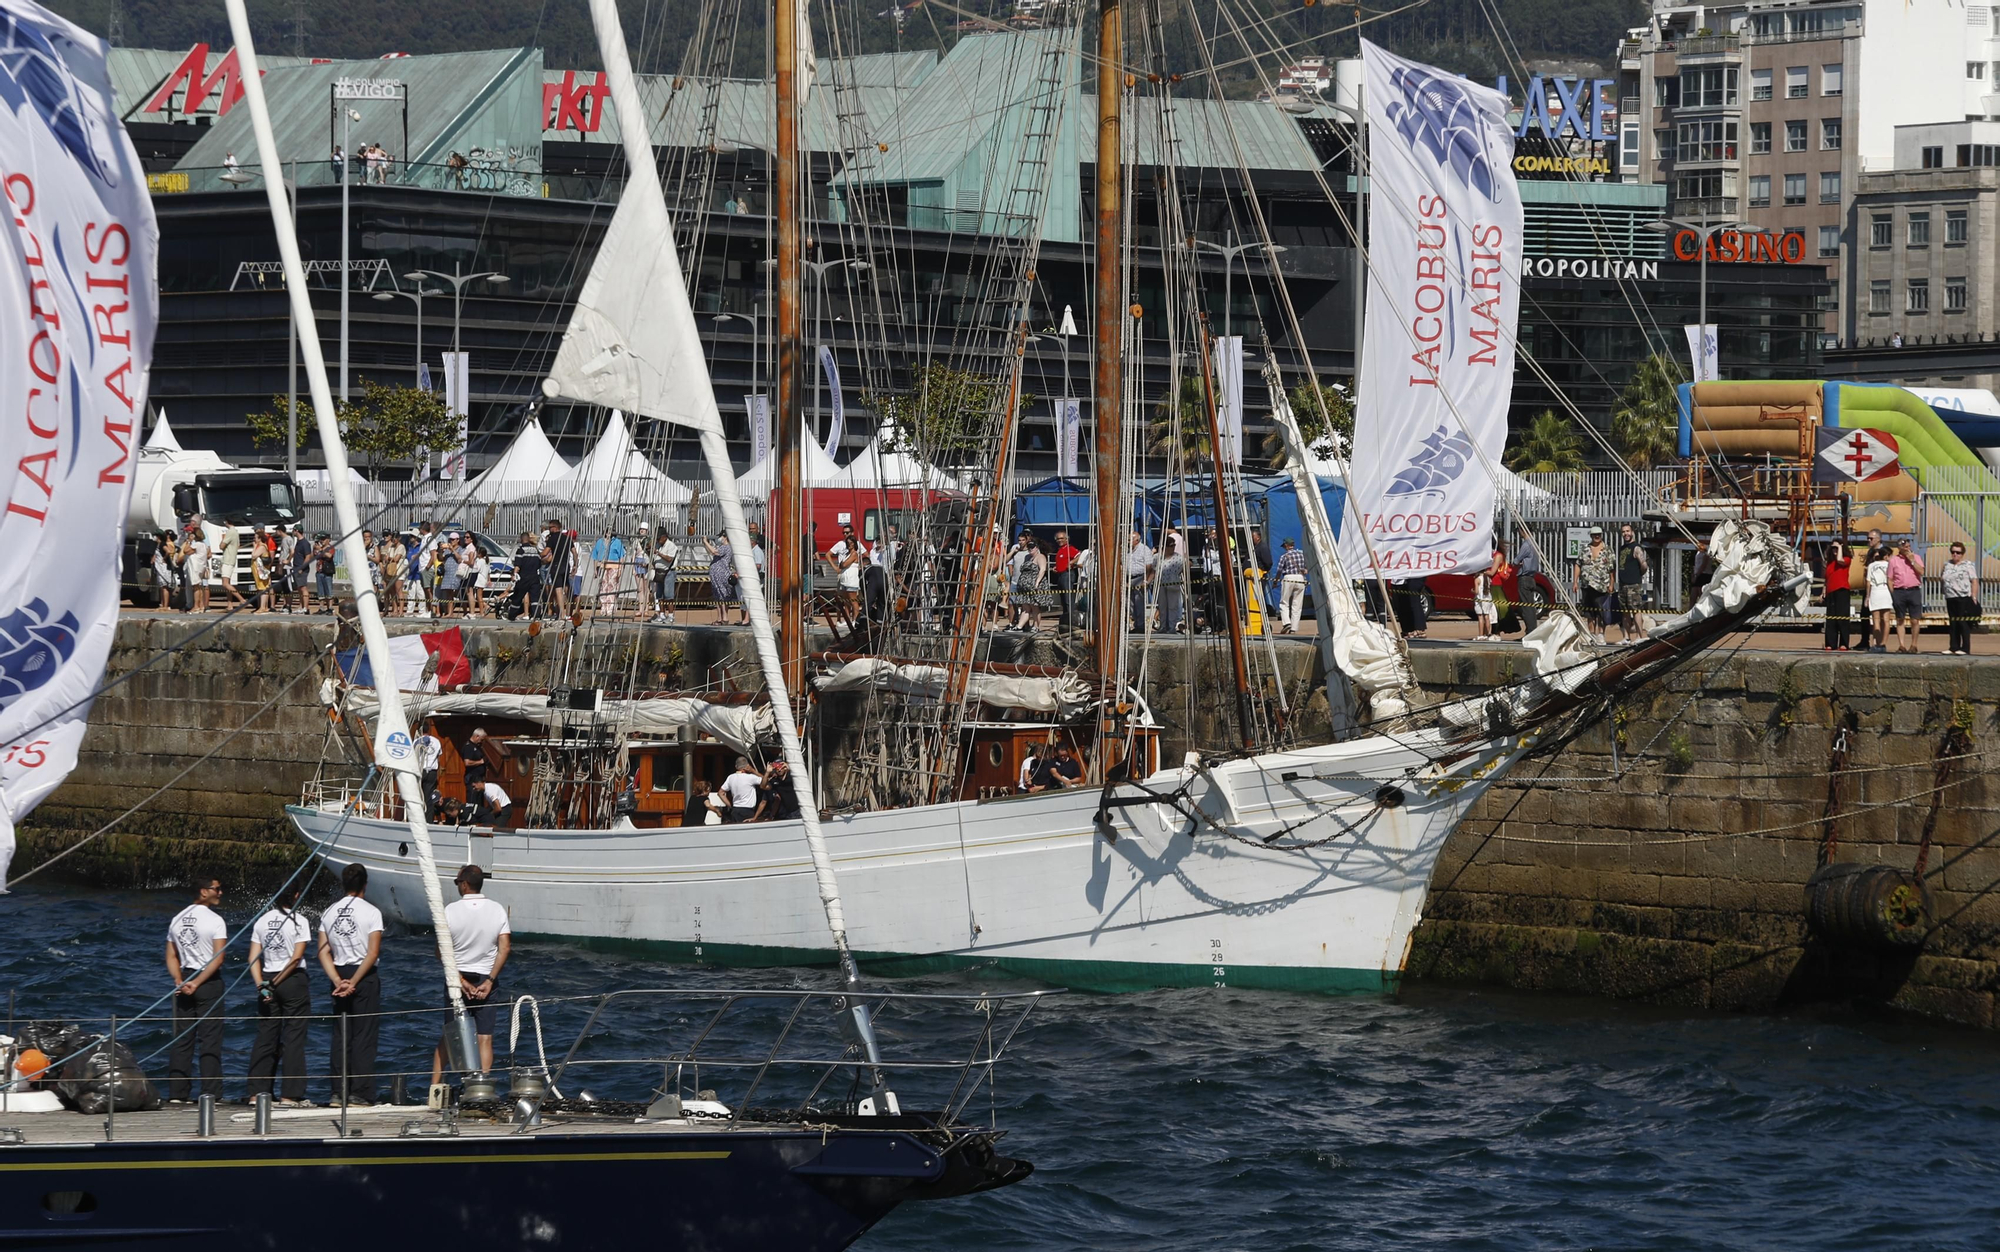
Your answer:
[48,0,1641,86]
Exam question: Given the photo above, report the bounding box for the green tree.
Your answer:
[245,378,463,478]
[1611,352,1685,469]
[1264,377,1355,467]
[866,363,1024,469]
[1504,409,1587,474]
[1147,375,1213,462]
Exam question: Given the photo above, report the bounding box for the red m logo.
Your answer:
[141,44,261,119]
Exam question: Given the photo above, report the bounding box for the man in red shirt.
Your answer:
[1050,529,1082,632]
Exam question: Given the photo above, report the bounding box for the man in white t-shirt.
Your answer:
[431,865,513,1083]
[165,872,228,1103]
[825,524,863,617]
[246,881,313,1105]
[414,723,443,810]
[316,863,384,1105]
[474,780,513,826]
[721,757,763,822]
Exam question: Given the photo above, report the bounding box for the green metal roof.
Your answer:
[1091,94,1322,172]
[109,45,320,121]
[175,48,545,189]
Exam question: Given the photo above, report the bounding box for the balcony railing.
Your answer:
[1674,34,1742,57]
[1672,195,1739,217]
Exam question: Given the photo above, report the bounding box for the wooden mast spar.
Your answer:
[775,0,806,698]
[1090,0,1124,782]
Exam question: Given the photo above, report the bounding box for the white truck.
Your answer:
[122,445,304,604]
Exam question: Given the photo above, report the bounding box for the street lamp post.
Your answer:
[405,263,508,480]
[1649,215,1743,379]
[372,285,443,384]
[341,107,360,403]
[1318,98,1367,373]
[1189,230,1288,339]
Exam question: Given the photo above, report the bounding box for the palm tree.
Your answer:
[1504,409,1586,474]
[1147,375,1212,462]
[1611,353,1685,469]
[1263,378,1355,467]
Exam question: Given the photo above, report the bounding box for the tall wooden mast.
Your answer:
[1090,0,1124,708]
[774,0,806,693]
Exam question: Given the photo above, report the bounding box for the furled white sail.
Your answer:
[0,0,157,891]
[816,659,1096,718]
[338,689,773,759]
[1267,384,1415,721]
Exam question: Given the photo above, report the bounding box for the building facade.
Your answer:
[1617,0,2000,343]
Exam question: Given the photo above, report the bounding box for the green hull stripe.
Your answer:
[533,933,1397,996]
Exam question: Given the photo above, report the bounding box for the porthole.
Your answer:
[987,743,1004,768]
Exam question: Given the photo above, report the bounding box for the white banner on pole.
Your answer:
[817,345,845,457]
[1212,335,1244,466]
[747,392,770,466]
[1057,397,1081,479]
[1338,41,1523,580]
[439,350,469,478]
[0,0,158,889]
[1683,323,1718,383]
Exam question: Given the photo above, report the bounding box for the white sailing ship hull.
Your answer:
[291,730,1517,993]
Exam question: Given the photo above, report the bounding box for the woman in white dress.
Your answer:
[469,544,490,617]
[1864,545,1893,653]
[1472,569,1496,641]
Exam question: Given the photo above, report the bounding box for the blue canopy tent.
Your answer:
[1255,477,1348,552]
[1011,477,1160,541]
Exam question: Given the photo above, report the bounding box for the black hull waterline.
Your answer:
[0,1120,1027,1250]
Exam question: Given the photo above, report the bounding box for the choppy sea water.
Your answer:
[5,883,2000,1251]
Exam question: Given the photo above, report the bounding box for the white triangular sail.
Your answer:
[0,0,157,891]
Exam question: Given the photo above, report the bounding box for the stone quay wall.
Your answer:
[1413,647,2000,1031]
[29,616,2000,1029]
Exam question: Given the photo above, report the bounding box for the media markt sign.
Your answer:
[334,78,403,101]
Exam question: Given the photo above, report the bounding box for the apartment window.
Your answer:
[1959,144,2000,166]
[1871,214,1892,247]
[1749,175,1771,207]
[1750,122,1772,154]
[1970,62,1989,81]
[1654,76,1679,109]
[1785,120,1807,152]
[1676,118,1739,162]
[1786,66,1808,98]
[1948,208,1969,243]
[1676,171,1727,201]
[1818,224,1841,256]
[1751,68,1773,101]
[1909,212,1931,246]
[1822,64,1843,95]
[1780,173,1806,205]
[1656,128,1676,161]
[1908,278,1930,314]
[1946,277,1969,312]
[1682,66,1738,108]
[1821,118,1842,150]
[1621,122,1640,170]
[1869,280,1891,315]
[1820,171,1841,203]
[1923,145,1947,169]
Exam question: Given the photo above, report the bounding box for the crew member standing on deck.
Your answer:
[165,872,227,1104]
[430,865,512,1085]
[415,721,443,813]
[246,882,313,1106]
[457,728,509,805]
[317,863,384,1106]
[721,757,763,822]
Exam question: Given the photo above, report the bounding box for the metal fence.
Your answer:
[1913,492,2000,616]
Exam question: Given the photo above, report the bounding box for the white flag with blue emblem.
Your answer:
[0,0,157,890]
[1339,40,1522,580]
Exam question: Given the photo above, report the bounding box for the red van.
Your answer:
[785,486,962,554]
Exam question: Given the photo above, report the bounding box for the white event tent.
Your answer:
[544,410,692,507]
[464,418,574,503]
[144,409,182,452]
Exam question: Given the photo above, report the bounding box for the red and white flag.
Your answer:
[1814,427,1900,483]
